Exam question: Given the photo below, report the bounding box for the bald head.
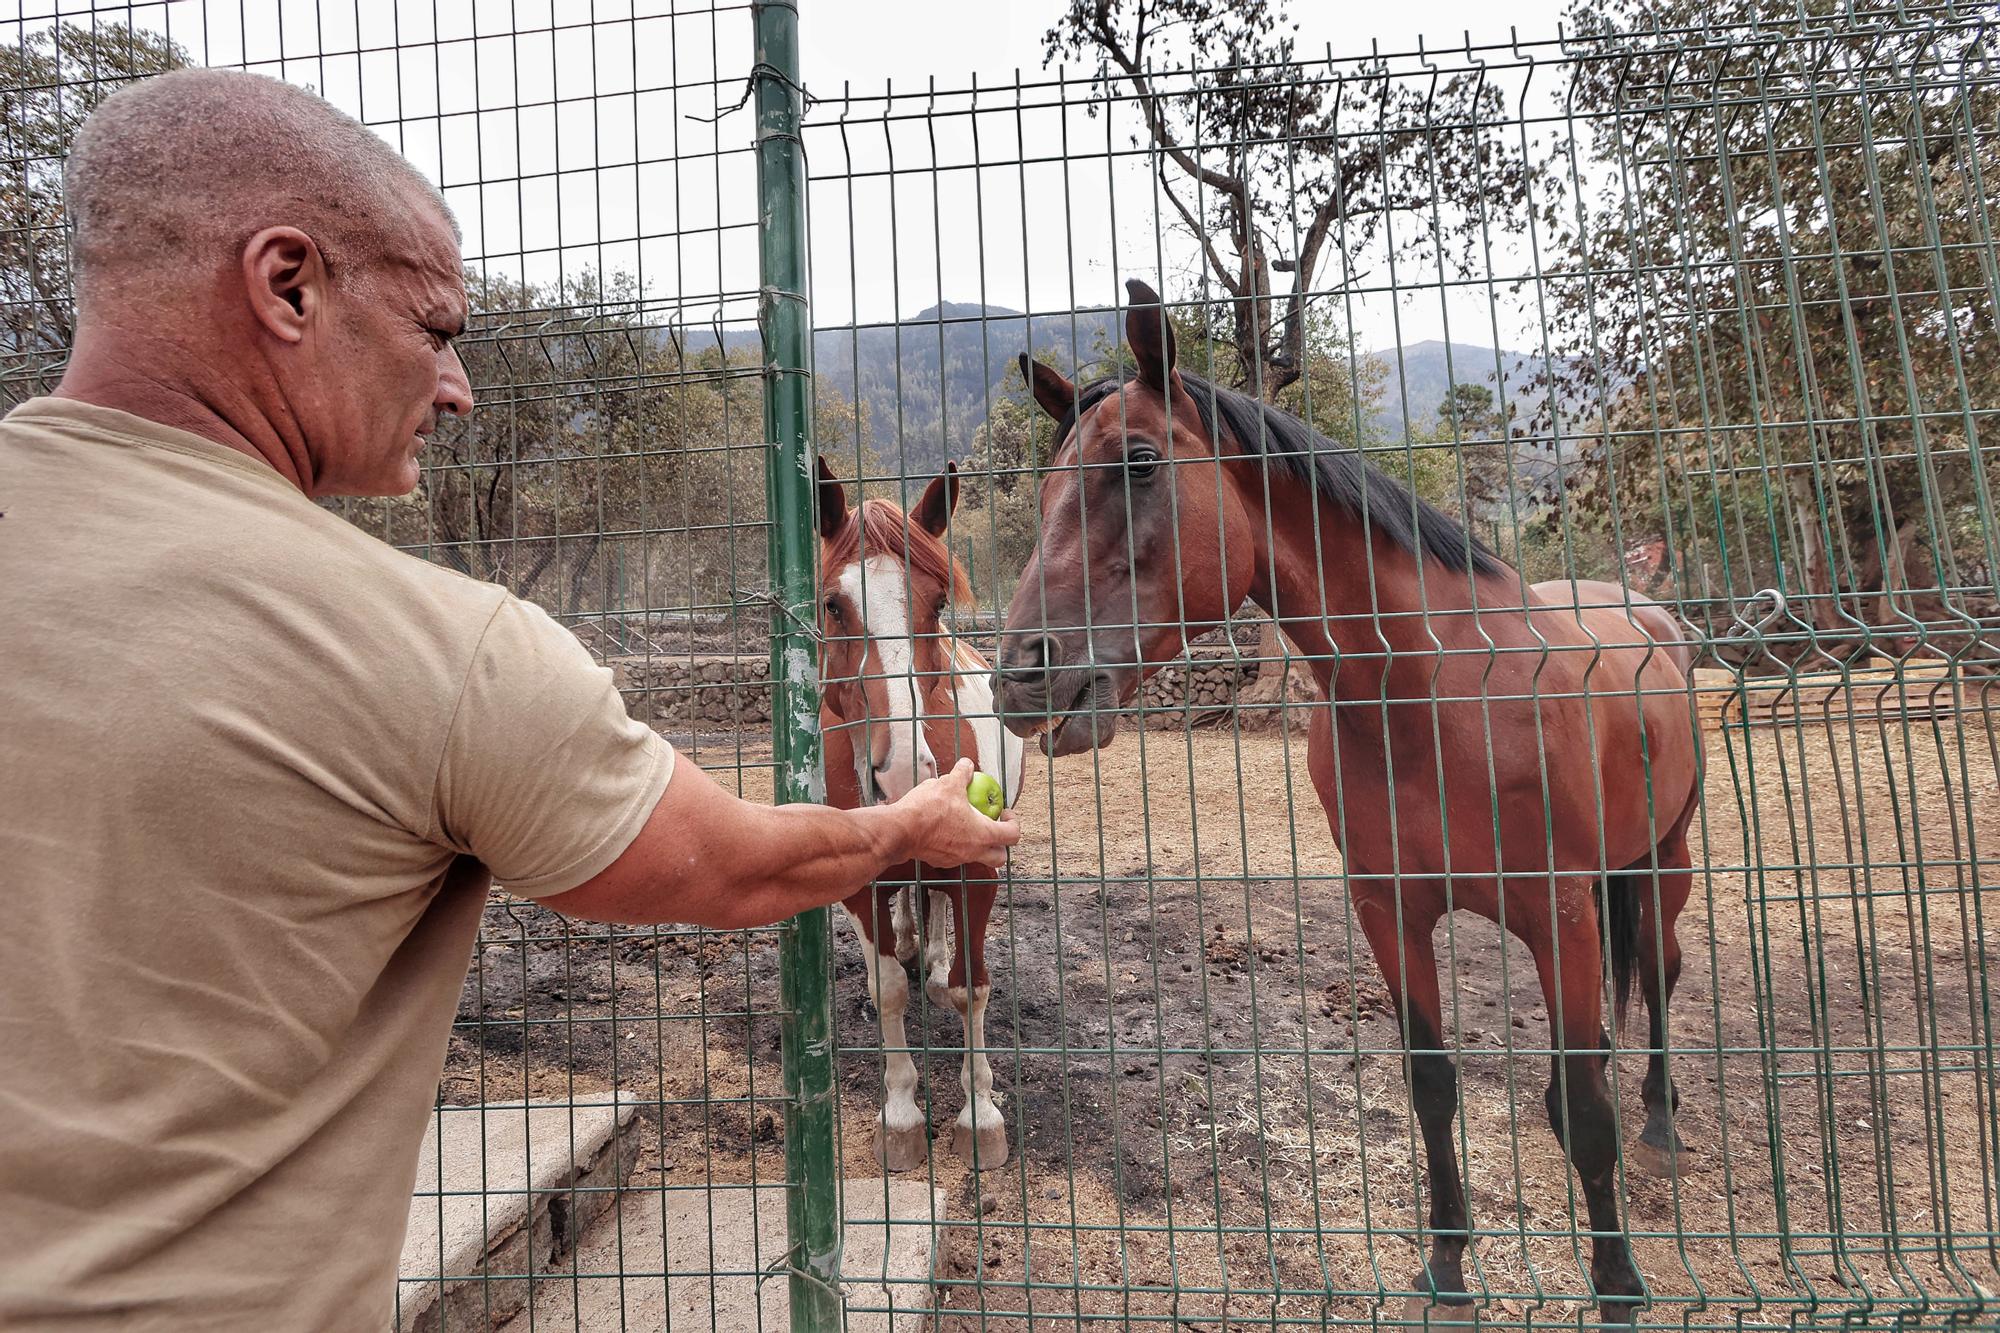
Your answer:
[64,68,454,309]
[56,67,474,498]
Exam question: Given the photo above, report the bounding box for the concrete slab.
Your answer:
[500,1179,945,1333]
[392,1097,642,1333]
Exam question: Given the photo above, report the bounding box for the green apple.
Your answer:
[965,770,1004,820]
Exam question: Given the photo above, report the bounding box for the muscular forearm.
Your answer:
[541,755,1017,930]
[688,798,921,928]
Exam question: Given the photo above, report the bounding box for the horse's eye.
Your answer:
[1125,445,1161,479]
[823,597,841,621]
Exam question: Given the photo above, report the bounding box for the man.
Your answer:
[0,68,1018,1328]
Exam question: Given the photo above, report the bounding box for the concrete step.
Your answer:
[500,1178,945,1333]
[392,1097,643,1333]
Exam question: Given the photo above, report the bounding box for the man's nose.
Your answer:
[437,343,474,420]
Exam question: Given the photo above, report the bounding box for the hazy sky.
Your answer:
[796,0,1582,354]
[13,0,1582,353]
[800,0,1572,89]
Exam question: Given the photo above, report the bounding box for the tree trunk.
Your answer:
[1789,474,1842,638]
[1236,618,1317,729]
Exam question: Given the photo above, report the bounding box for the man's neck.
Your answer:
[53,321,314,494]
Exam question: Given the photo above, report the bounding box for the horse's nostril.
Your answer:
[1001,633,1062,687]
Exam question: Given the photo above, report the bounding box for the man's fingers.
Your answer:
[947,757,974,787]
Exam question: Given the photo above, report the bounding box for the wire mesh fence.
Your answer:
[5,0,1999,1330]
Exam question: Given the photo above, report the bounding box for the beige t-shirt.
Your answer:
[0,399,675,1329]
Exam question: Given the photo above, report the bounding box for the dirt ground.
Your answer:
[447,708,2000,1331]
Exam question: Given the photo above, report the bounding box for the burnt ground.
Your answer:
[446,713,2000,1330]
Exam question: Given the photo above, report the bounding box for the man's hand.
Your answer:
[542,750,1023,929]
[892,757,1021,868]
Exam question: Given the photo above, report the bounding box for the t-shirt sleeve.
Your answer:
[430,595,675,896]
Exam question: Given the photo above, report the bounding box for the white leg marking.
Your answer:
[951,983,1004,1137]
[842,905,923,1138]
[891,886,920,964]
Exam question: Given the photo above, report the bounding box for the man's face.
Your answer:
[305,204,473,498]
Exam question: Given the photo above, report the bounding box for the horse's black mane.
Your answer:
[1057,370,1504,579]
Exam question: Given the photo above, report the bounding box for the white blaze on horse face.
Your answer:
[838,554,938,803]
[952,639,1025,808]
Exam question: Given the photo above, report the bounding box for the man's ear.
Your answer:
[241,226,327,344]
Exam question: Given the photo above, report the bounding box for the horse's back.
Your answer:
[1529,579,1695,683]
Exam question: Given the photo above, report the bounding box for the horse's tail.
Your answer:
[1601,873,1641,1039]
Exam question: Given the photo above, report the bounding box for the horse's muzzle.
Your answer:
[993,631,1125,755]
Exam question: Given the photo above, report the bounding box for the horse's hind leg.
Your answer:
[944,874,1007,1168]
[1628,818,1695,1176]
[1531,886,1646,1325]
[1355,892,1471,1308]
[841,887,929,1171]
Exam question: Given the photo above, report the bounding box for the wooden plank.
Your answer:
[1695,661,1965,731]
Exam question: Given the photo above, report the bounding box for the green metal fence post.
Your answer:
[754,4,840,1332]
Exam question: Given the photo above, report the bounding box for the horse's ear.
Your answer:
[911,462,959,539]
[1124,278,1179,394]
[816,455,848,541]
[1020,353,1077,423]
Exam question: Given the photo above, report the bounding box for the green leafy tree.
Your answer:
[1436,383,1496,440]
[347,271,873,623]
[1,22,187,401]
[1542,0,2000,660]
[1048,0,1531,402]
[957,368,1056,606]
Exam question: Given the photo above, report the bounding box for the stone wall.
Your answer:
[609,642,1264,735]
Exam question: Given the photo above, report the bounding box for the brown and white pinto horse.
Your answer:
[816,457,1023,1170]
[994,281,1700,1323]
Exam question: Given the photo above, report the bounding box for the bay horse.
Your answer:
[816,456,1023,1170]
[993,281,1700,1323]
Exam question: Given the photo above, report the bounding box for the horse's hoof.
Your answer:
[1399,1295,1476,1326]
[951,1118,1010,1168]
[1400,1266,1474,1324]
[1628,1133,1688,1179]
[1594,1299,1644,1328]
[874,1119,929,1172]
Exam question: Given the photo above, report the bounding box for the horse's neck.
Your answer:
[1248,484,1493,702]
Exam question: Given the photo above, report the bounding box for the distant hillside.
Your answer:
[694,304,1598,479]
[687,301,1120,474]
[1367,340,1560,438]
[813,302,1123,473]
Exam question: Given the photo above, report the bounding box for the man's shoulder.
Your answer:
[5,393,511,621]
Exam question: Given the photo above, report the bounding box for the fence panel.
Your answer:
[7,1,1999,1331]
[800,8,1998,1331]
[4,2,815,1328]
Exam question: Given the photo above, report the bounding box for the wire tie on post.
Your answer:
[693,61,820,123]
[733,586,822,645]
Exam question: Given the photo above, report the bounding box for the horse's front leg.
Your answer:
[943,872,1007,1168]
[1354,888,1472,1312]
[841,885,928,1171]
